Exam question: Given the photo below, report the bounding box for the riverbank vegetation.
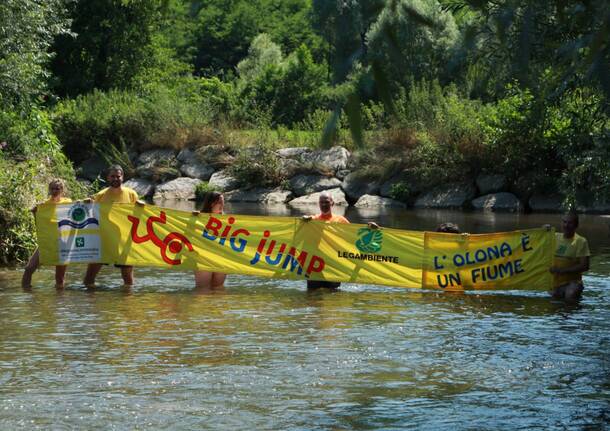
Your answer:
[1,0,608,263]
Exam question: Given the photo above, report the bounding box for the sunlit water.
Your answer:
[1,205,609,430]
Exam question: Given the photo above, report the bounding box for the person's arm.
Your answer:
[550,256,590,274]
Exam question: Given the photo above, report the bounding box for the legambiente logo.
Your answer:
[337,227,400,264]
[356,227,383,253]
[58,203,100,229]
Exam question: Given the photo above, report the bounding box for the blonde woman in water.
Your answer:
[193,191,226,290]
[22,179,72,289]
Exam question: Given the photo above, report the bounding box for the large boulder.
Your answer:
[414,183,477,209]
[194,145,235,169]
[208,170,240,191]
[278,158,308,178]
[309,146,350,173]
[135,149,179,182]
[529,194,565,213]
[476,174,507,195]
[263,190,293,204]
[123,178,155,198]
[471,192,522,212]
[341,173,379,202]
[135,165,180,182]
[224,188,293,204]
[354,194,406,208]
[179,162,215,180]
[153,177,202,201]
[78,157,108,181]
[137,149,176,166]
[288,188,348,207]
[176,147,195,164]
[289,174,341,196]
[224,188,272,203]
[277,147,312,159]
[335,169,350,180]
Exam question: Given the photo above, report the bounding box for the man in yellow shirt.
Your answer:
[84,165,140,287]
[550,211,590,301]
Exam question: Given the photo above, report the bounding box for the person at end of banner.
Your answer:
[549,210,590,302]
[192,191,227,290]
[302,192,380,290]
[436,222,461,234]
[22,179,72,290]
[82,164,144,288]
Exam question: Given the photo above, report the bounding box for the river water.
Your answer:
[1,205,608,430]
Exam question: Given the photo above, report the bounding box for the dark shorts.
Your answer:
[307,280,341,290]
[102,263,132,269]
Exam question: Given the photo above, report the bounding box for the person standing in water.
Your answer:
[22,179,72,289]
[83,165,140,287]
[549,210,590,301]
[302,192,349,290]
[193,191,227,290]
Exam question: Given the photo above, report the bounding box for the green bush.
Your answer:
[0,108,61,157]
[0,153,87,264]
[194,182,219,201]
[229,142,284,188]
[388,182,410,202]
[53,85,215,163]
[236,45,330,127]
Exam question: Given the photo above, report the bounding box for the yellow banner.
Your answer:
[36,203,555,290]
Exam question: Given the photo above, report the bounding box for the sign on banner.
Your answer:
[36,203,554,290]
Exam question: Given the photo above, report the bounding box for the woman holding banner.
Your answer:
[193,191,227,290]
[22,179,72,290]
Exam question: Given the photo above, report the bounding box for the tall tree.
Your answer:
[0,0,71,109]
[50,0,171,96]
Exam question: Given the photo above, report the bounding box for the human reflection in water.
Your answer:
[549,211,590,302]
[193,191,226,291]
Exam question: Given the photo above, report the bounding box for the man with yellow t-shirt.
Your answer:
[550,211,590,301]
[83,165,140,287]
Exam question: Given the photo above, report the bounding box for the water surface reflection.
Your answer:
[0,206,608,429]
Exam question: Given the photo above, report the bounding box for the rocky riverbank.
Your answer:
[77,145,610,214]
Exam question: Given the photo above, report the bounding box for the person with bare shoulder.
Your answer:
[22,179,72,290]
[436,222,461,234]
[549,210,590,302]
[302,192,356,290]
[193,191,227,290]
[82,165,142,288]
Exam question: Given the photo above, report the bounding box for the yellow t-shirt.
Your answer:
[44,197,72,204]
[93,187,138,204]
[553,232,590,286]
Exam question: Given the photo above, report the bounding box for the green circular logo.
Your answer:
[71,206,86,222]
[356,227,383,253]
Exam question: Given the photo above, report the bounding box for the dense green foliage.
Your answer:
[0,0,609,262]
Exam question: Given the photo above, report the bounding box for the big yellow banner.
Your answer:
[36,203,555,290]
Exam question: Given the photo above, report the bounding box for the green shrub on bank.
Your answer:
[194,182,219,201]
[0,108,61,157]
[229,141,284,188]
[0,153,87,264]
[53,84,217,163]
